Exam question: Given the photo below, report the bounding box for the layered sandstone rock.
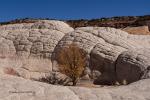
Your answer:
[0,20,74,59]
[1,20,150,85]
[122,26,150,35]
[52,26,150,84]
[116,49,150,84]
[0,75,150,100]
[0,20,74,83]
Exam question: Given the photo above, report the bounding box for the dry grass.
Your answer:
[3,67,20,76]
[22,58,52,73]
[0,51,52,80]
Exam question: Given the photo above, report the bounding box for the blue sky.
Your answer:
[0,0,150,22]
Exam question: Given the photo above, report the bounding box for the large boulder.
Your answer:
[116,49,150,84]
[53,27,150,85]
[90,42,126,85]
[0,20,74,84]
[0,20,74,59]
[52,27,104,71]
[1,20,150,85]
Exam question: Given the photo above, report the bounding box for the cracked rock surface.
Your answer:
[1,20,150,85]
[52,27,150,84]
[0,20,74,58]
[0,20,74,81]
[0,20,150,100]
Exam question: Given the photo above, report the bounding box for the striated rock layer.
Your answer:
[0,20,74,58]
[122,26,150,35]
[52,26,150,84]
[1,20,150,85]
[0,20,74,84]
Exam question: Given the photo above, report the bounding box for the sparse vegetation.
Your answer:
[4,67,20,76]
[67,15,150,28]
[39,72,72,86]
[1,15,150,29]
[57,43,86,86]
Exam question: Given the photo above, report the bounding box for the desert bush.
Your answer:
[39,72,72,86]
[57,43,86,86]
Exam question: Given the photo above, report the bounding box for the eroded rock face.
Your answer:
[1,20,150,85]
[52,27,150,84]
[0,20,74,59]
[122,26,150,35]
[52,27,104,71]
[116,49,150,84]
[0,20,75,85]
[0,20,74,33]
[90,43,126,85]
